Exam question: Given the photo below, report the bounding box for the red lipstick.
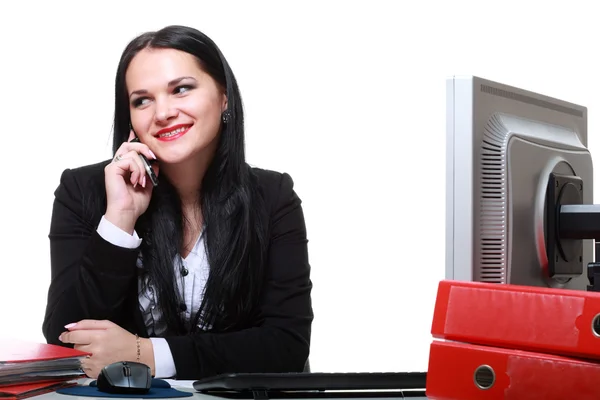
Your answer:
[155,124,192,142]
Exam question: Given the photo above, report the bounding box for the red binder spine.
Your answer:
[431,279,600,360]
[426,340,600,400]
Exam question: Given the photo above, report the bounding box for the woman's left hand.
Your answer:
[59,320,138,379]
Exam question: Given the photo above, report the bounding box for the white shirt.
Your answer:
[96,215,210,378]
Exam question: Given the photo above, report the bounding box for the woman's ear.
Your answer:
[221,94,228,113]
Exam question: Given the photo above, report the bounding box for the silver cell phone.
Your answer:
[130,137,159,187]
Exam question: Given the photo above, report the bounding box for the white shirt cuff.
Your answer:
[150,338,177,378]
[97,215,142,249]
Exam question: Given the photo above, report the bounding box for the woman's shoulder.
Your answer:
[52,160,110,218]
[53,161,302,216]
[249,166,302,213]
[250,166,296,192]
[56,159,110,192]
[57,161,295,196]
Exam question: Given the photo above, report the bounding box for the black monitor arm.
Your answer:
[559,205,600,240]
[558,205,600,292]
[587,243,600,293]
[546,172,600,292]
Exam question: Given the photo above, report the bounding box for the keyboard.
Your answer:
[193,371,427,393]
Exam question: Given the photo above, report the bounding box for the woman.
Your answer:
[42,25,313,380]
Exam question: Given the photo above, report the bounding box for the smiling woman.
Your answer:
[127,49,225,168]
[42,25,313,381]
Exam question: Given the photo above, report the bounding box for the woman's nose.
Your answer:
[154,99,178,122]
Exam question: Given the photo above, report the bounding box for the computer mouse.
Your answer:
[96,361,152,394]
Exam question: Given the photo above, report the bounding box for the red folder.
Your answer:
[0,339,88,363]
[426,340,600,399]
[0,380,76,399]
[431,279,600,360]
[0,339,88,386]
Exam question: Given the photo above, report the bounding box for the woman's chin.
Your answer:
[155,152,197,166]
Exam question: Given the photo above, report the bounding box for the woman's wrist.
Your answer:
[105,209,137,235]
[139,337,156,376]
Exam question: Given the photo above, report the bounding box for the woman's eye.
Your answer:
[174,85,193,95]
[132,98,150,108]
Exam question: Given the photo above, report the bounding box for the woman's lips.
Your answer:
[156,124,193,142]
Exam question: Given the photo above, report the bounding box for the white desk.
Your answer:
[32,380,429,400]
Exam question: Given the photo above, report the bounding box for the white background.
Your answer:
[0,0,599,374]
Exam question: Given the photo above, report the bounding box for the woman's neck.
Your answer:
[161,149,215,207]
[162,155,209,259]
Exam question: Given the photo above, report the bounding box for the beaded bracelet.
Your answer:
[135,334,141,362]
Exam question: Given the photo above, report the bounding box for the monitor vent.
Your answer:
[478,114,509,283]
[480,84,583,118]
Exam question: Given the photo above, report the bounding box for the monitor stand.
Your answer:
[586,241,600,292]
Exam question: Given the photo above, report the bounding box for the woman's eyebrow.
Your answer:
[129,76,198,98]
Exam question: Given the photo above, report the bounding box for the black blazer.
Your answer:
[42,159,313,380]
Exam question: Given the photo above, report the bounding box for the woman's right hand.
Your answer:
[104,131,159,234]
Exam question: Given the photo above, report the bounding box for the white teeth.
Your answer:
[158,126,188,138]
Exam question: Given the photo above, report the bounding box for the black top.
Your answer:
[42,159,313,380]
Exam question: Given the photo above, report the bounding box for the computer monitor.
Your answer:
[445,75,598,290]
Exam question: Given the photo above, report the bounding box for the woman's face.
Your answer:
[126,48,227,165]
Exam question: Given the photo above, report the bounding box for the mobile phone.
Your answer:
[130,137,159,187]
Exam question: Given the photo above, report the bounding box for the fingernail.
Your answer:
[142,176,146,188]
[149,150,157,159]
[65,323,77,329]
[58,334,64,341]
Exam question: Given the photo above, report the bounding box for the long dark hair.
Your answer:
[112,25,268,334]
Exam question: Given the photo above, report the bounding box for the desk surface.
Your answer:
[34,380,429,400]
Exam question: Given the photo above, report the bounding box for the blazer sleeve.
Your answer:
[164,172,314,379]
[42,167,140,345]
